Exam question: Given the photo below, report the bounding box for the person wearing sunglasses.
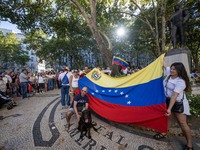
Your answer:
[69,70,80,105]
[66,86,89,130]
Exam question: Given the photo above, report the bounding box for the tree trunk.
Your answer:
[161,0,166,53]
[87,17,113,66]
[70,0,113,67]
[152,0,160,56]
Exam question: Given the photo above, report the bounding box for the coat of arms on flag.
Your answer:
[91,70,102,80]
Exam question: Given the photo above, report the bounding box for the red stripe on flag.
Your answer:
[112,61,127,69]
[88,94,168,133]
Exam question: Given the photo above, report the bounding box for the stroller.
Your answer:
[0,91,17,110]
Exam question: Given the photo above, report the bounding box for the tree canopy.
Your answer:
[0,0,199,69]
[0,31,30,70]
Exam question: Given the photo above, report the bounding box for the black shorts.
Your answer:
[39,83,45,89]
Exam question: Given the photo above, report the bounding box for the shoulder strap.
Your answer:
[165,75,171,97]
[62,72,68,79]
[181,93,184,102]
[63,72,68,78]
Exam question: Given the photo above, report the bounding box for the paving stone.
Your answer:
[0,89,199,150]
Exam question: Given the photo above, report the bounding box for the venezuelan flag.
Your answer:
[79,54,168,132]
[112,56,129,69]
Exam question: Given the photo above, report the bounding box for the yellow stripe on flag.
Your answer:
[86,54,165,88]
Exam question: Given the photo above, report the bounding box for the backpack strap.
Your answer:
[61,72,69,85]
[165,75,171,97]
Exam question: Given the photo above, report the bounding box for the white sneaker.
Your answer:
[62,106,66,109]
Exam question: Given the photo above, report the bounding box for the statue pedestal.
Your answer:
[165,48,191,77]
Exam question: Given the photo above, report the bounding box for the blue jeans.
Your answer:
[48,79,53,90]
[61,85,70,106]
[20,82,28,99]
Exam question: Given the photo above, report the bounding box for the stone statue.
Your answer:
[169,4,189,48]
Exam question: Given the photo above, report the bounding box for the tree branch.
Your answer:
[90,0,97,24]
[98,30,112,51]
[130,0,156,38]
[70,0,91,20]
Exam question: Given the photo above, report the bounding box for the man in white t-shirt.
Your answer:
[58,67,72,108]
[19,69,29,99]
[0,74,7,93]
[0,74,17,108]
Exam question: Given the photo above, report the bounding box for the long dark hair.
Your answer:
[171,62,191,92]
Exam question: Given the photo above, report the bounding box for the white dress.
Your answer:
[164,72,191,115]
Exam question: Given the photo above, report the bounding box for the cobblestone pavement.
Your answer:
[0,89,199,150]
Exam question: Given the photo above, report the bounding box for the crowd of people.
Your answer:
[0,65,137,109]
[0,68,65,108]
[0,63,196,150]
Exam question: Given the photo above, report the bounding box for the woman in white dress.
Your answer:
[154,62,193,150]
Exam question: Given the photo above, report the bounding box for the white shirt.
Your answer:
[46,74,55,79]
[164,76,185,102]
[19,72,28,83]
[164,67,190,115]
[58,71,72,85]
[71,75,79,88]
[36,76,44,83]
[123,68,128,75]
[29,76,36,83]
[5,75,12,83]
[0,80,7,92]
[2,77,8,84]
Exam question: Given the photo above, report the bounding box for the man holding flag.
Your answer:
[112,56,129,70]
[78,54,168,133]
[111,56,129,76]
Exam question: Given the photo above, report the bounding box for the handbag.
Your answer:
[171,101,184,113]
[28,83,32,92]
[165,76,184,113]
[166,96,184,113]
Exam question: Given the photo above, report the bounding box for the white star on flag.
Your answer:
[114,90,118,93]
[92,93,95,95]
[108,89,112,92]
[102,90,105,92]
[120,92,124,95]
[127,101,131,104]
[95,90,99,93]
[125,94,129,98]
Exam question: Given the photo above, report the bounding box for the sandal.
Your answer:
[153,133,167,140]
[184,145,193,150]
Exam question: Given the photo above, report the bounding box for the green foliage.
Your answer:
[0,0,53,32]
[1,0,199,68]
[23,30,47,50]
[118,6,161,65]
[0,31,29,66]
[187,93,200,117]
[185,1,200,70]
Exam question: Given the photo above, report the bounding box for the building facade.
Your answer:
[0,28,38,73]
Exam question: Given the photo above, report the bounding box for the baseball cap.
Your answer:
[64,67,69,71]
